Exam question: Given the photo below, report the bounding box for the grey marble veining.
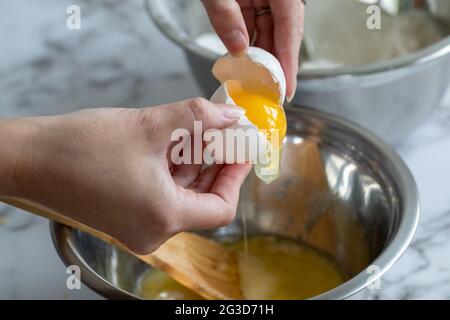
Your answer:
[0,0,449,299]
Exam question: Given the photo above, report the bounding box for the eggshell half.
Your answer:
[206,81,270,164]
[212,47,286,105]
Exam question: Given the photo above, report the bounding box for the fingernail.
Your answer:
[223,105,246,120]
[287,91,296,103]
[287,94,294,103]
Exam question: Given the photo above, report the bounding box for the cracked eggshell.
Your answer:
[207,82,269,164]
[212,47,286,105]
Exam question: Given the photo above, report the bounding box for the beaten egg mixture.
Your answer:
[136,235,345,300]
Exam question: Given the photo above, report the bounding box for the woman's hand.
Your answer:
[202,0,305,101]
[0,99,251,254]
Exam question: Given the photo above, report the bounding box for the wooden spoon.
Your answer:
[0,197,244,300]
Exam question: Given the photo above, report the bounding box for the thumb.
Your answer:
[156,98,245,135]
[202,0,249,54]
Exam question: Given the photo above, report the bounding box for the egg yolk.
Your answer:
[230,90,286,145]
[228,85,286,183]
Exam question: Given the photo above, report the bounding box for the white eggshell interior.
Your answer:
[206,82,270,164]
[212,47,286,105]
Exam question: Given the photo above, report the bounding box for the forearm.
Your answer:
[0,118,36,198]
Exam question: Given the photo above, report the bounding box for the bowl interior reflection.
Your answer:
[51,108,408,299]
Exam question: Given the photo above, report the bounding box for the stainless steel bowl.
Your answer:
[51,107,420,299]
[145,0,450,144]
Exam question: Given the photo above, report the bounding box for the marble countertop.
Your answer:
[0,0,449,299]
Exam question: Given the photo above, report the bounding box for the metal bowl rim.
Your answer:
[50,222,141,299]
[145,0,450,79]
[291,109,421,299]
[50,107,420,300]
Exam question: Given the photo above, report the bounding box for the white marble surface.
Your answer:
[0,0,449,299]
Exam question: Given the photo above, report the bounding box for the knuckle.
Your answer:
[156,214,180,236]
[114,227,157,255]
[137,108,162,135]
[119,210,181,255]
[188,97,210,122]
[149,201,182,236]
[125,239,157,255]
[119,219,179,255]
[220,206,236,226]
[279,24,294,38]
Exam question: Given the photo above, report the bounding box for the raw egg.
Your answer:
[209,47,287,184]
[136,235,346,300]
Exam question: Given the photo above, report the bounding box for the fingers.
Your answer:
[241,8,256,43]
[171,136,203,186]
[237,0,256,42]
[202,0,249,54]
[255,12,273,52]
[270,0,304,101]
[210,163,251,204]
[189,164,225,193]
[202,0,303,100]
[155,98,245,136]
[172,163,202,187]
[178,164,252,230]
[252,0,273,52]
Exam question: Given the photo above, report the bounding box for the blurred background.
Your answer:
[0,0,449,299]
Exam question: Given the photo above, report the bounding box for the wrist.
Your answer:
[0,118,40,198]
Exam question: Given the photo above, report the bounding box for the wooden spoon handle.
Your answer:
[0,196,125,248]
[0,196,243,300]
